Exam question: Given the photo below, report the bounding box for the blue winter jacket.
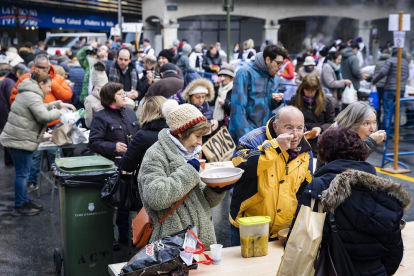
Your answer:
[68,66,85,108]
[229,55,280,142]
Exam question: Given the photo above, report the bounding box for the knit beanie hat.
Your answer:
[91,61,108,87]
[158,49,174,62]
[182,44,192,53]
[162,99,207,135]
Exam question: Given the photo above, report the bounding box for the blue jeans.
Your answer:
[27,149,55,184]
[7,148,33,207]
[230,224,241,246]
[383,90,405,130]
[27,123,60,184]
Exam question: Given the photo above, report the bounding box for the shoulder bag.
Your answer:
[315,213,355,276]
[100,166,141,212]
[133,192,190,249]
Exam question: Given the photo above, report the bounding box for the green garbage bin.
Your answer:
[52,156,117,276]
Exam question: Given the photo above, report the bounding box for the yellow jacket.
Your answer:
[230,117,313,238]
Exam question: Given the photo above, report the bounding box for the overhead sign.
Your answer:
[388,14,411,31]
[393,31,406,48]
[166,3,178,11]
[110,27,121,37]
[0,5,116,30]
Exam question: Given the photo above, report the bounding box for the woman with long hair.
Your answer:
[289,75,335,156]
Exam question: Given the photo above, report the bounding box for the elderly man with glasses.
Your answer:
[229,44,286,143]
[9,54,73,193]
[229,106,314,246]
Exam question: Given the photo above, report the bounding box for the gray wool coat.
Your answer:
[320,63,346,109]
[138,129,227,247]
[0,78,62,151]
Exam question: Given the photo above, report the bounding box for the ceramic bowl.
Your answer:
[277,228,289,245]
[200,167,244,188]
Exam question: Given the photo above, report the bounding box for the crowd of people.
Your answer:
[0,34,412,275]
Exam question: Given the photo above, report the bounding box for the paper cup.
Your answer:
[199,159,206,170]
[210,244,223,265]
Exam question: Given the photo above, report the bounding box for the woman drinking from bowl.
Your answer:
[315,101,386,172]
[138,99,228,247]
[289,75,335,157]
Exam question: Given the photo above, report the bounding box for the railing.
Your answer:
[381,98,414,169]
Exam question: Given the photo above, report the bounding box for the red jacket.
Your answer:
[10,64,73,126]
[280,59,295,80]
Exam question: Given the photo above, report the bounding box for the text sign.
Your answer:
[0,5,116,30]
[110,27,121,36]
[202,127,235,162]
[388,14,411,31]
[166,3,178,11]
[394,32,406,48]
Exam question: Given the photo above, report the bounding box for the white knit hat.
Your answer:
[162,99,207,135]
[91,61,108,87]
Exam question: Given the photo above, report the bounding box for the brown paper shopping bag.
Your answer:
[277,198,326,276]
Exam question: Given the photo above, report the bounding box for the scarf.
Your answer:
[287,149,300,163]
[167,130,202,161]
[108,62,138,91]
[213,81,233,121]
[327,60,342,80]
[302,95,314,105]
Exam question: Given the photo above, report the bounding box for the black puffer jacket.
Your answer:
[297,160,410,276]
[202,50,222,73]
[120,118,168,172]
[89,107,139,166]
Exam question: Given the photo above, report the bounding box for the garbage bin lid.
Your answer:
[55,155,116,174]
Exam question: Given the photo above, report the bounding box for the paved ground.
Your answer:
[0,143,412,276]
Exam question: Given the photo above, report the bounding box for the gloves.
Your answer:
[212,184,234,193]
[187,159,200,172]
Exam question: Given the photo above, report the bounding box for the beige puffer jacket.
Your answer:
[0,78,62,151]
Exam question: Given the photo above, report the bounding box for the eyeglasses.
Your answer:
[272,60,284,67]
[115,91,126,96]
[283,126,306,133]
[36,65,49,70]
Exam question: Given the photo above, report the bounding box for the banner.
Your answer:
[202,127,236,163]
[0,5,116,30]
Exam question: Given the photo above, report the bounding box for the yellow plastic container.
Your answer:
[237,216,271,258]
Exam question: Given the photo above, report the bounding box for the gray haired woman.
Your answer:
[315,101,386,172]
[138,99,227,247]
